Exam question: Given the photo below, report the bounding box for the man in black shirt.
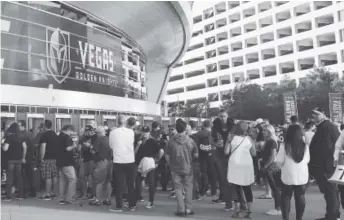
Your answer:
[39,120,59,200]
[18,120,36,197]
[211,110,235,209]
[309,108,341,220]
[57,125,78,205]
[78,125,97,200]
[89,126,113,206]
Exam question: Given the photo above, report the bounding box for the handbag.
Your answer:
[228,136,246,159]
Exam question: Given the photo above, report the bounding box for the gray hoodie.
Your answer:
[166,133,198,175]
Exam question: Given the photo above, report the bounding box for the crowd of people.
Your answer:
[1,107,344,220]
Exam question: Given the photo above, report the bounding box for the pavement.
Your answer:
[1,185,342,220]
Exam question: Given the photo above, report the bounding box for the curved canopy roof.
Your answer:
[65,1,193,103]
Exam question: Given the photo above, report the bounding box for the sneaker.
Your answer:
[266,209,282,216]
[175,212,187,217]
[89,200,101,206]
[102,200,111,206]
[64,201,72,205]
[109,208,123,213]
[58,200,66,205]
[39,195,52,201]
[170,192,176,198]
[3,197,12,202]
[224,203,234,212]
[137,197,144,202]
[212,199,225,205]
[145,203,154,209]
[186,210,195,216]
[129,206,136,212]
[77,195,88,200]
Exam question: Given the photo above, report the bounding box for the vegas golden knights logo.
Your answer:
[46,27,71,84]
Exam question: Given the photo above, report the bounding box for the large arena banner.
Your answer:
[283,92,298,122]
[329,93,343,123]
[1,2,125,97]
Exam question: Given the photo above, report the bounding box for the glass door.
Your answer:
[80,117,96,132]
[104,119,116,129]
[1,115,16,131]
[56,117,71,132]
[27,117,44,137]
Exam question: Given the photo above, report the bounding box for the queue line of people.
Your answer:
[1,107,344,220]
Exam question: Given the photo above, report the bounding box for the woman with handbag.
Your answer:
[277,124,310,220]
[261,124,282,216]
[225,121,256,219]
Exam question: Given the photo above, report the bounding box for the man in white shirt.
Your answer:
[109,115,136,212]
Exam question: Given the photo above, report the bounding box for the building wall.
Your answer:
[165,1,344,109]
[0,1,162,132]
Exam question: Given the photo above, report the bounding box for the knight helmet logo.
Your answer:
[46,27,71,84]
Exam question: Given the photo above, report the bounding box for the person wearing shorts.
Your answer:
[89,126,113,206]
[39,120,59,200]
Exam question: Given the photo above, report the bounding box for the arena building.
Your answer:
[0,1,192,132]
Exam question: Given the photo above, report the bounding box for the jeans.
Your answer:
[281,184,306,220]
[6,160,23,199]
[22,162,36,197]
[93,160,113,201]
[339,185,344,209]
[173,173,193,213]
[310,165,340,220]
[113,163,136,208]
[79,160,95,196]
[253,156,261,184]
[135,169,156,203]
[214,157,238,205]
[265,170,281,210]
[199,156,217,196]
[59,166,77,202]
[155,158,170,190]
[192,161,201,199]
[213,157,231,202]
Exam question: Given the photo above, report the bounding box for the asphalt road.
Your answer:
[1,185,342,220]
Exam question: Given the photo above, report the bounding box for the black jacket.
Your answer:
[309,120,340,174]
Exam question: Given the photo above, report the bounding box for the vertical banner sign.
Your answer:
[329,93,343,123]
[283,92,298,122]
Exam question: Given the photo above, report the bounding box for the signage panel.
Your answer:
[283,92,298,123]
[329,93,343,123]
[1,2,125,97]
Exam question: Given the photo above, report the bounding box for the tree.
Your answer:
[296,66,343,121]
[221,83,269,120]
[168,102,185,117]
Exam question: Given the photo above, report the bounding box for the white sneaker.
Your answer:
[145,203,154,209]
[266,209,282,216]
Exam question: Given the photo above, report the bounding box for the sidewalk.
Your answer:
[1,186,340,220]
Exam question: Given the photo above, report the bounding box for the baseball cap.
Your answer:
[311,107,325,115]
[141,126,150,133]
[255,118,264,124]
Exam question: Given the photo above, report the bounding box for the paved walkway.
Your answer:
[1,186,341,220]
